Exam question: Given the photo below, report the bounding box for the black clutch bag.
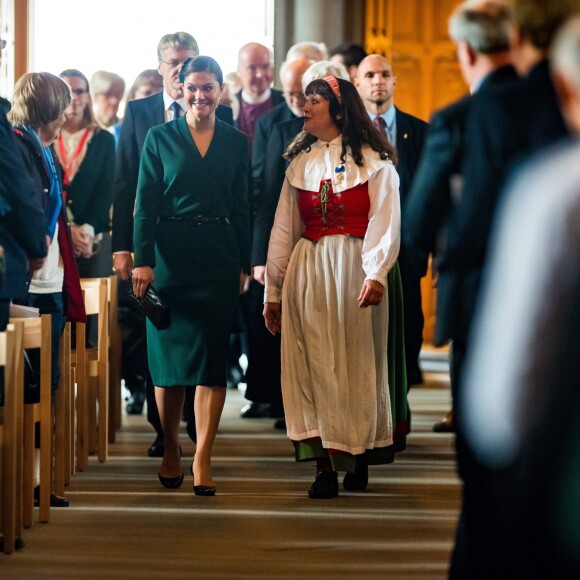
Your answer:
[127,282,171,330]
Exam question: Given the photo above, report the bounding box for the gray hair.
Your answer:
[90,70,125,97]
[285,41,328,63]
[449,0,513,54]
[156,32,199,60]
[552,15,580,90]
[301,60,350,90]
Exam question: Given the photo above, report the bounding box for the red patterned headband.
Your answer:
[323,76,342,104]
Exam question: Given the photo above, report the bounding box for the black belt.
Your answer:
[158,215,230,226]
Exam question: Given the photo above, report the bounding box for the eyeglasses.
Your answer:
[159,58,188,68]
[71,88,88,96]
[0,39,7,50]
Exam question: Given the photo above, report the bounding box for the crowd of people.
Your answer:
[2,0,580,574]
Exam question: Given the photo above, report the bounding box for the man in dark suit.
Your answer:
[355,54,429,387]
[242,58,311,425]
[403,1,516,433]
[251,58,311,205]
[112,32,233,456]
[232,41,284,417]
[437,1,579,577]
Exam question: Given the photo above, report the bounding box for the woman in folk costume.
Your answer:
[264,76,408,499]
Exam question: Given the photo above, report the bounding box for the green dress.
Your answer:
[133,117,250,387]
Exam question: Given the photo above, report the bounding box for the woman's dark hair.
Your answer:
[285,77,397,166]
[59,68,97,129]
[178,55,223,85]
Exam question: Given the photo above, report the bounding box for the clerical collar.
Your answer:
[241,88,272,104]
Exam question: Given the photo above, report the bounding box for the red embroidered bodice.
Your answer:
[298,180,370,242]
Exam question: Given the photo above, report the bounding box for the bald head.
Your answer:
[279,58,312,117]
[237,42,273,98]
[355,54,397,114]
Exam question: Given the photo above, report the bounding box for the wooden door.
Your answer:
[365,0,467,343]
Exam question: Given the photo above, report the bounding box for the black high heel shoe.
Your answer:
[190,464,216,496]
[158,472,184,489]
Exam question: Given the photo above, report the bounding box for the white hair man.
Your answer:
[461,14,580,577]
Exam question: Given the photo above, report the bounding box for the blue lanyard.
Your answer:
[23,125,62,240]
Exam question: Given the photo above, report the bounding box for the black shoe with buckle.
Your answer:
[308,471,339,499]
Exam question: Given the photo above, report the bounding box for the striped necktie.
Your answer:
[374,115,387,139]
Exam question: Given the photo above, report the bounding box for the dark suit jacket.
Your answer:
[393,108,429,278]
[441,60,568,339]
[112,91,233,253]
[403,65,518,344]
[251,101,296,204]
[60,129,115,234]
[251,116,303,266]
[0,101,47,301]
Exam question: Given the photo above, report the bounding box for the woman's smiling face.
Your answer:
[302,93,338,141]
[183,72,223,121]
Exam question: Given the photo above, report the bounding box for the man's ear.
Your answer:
[553,70,575,119]
[465,43,477,67]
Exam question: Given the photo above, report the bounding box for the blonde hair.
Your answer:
[8,72,71,127]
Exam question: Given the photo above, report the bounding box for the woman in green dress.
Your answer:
[132,56,250,496]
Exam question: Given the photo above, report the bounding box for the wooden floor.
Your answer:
[2,372,459,579]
